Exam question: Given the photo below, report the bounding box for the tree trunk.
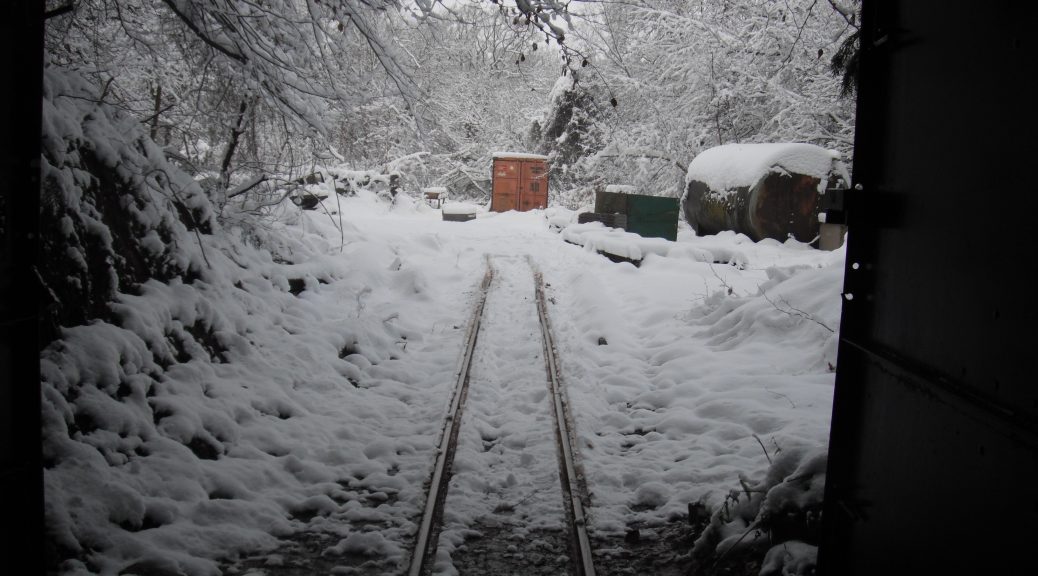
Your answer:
[150,83,162,143]
[217,97,251,203]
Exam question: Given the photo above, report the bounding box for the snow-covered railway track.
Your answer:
[531,258,597,576]
[408,256,596,576]
[408,260,494,576]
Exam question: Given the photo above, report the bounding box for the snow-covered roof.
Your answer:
[686,143,845,191]
[492,152,550,161]
[422,186,448,193]
[604,184,637,194]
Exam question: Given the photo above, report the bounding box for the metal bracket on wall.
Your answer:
[820,186,849,225]
[0,193,7,248]
[846,183,908,230]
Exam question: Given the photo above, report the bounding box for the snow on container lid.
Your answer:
[605,184,637,194]
[492,151,550,161]
[686,143,844,192]
[422,187,448,193]
[442,202,477,215]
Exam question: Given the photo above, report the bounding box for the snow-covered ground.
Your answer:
[43,184,844,575]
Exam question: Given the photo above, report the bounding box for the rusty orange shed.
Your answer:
[490,152,549,212]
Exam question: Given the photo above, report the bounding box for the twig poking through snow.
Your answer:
[708,263,736,296]
[335,179,344,252]
[356,286,372,318]
[753,434,773,465]
[759,289,835,333]
[765,387,797,409]
[226,174,268,199]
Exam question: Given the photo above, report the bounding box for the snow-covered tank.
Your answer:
[683,143,849,243]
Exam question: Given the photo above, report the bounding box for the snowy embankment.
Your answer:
[40,66,474,575]
[544,212,842,572]
[42,64,843,576]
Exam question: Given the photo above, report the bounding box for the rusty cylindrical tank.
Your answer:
[682,143,849,243]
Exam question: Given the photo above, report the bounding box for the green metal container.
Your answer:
[594,191,679,241]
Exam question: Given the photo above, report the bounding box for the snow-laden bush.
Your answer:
[39,62,215,345]
[40,64,443,575]
[690,446,826,575]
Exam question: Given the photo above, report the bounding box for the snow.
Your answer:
[761,541,818,575]
[545,207,578,233]
[547,72,576,105]
[604,184,637,194]
[562,222,674,262]
[491,152,550,161]
[441,203,477,216]
[686,143,848,194]
[44,185,841,573]
[42,69,843,574]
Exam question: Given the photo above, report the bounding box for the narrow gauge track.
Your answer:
[408,256,596,576]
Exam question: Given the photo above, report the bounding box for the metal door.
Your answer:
[492,160,519,212]
[626,194,679,241]
[519,160,548,211]
[820,2,1038,574]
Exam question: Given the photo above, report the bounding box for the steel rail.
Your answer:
[532,263,597,576]
[408,261,494,576]
[408,258,596,576]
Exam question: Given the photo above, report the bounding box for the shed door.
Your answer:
[519,160,548,211]
[494,160,519,180]
[492,160,520,212]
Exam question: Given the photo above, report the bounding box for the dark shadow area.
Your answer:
[1,1,44,574]
[821,2,1038,574]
